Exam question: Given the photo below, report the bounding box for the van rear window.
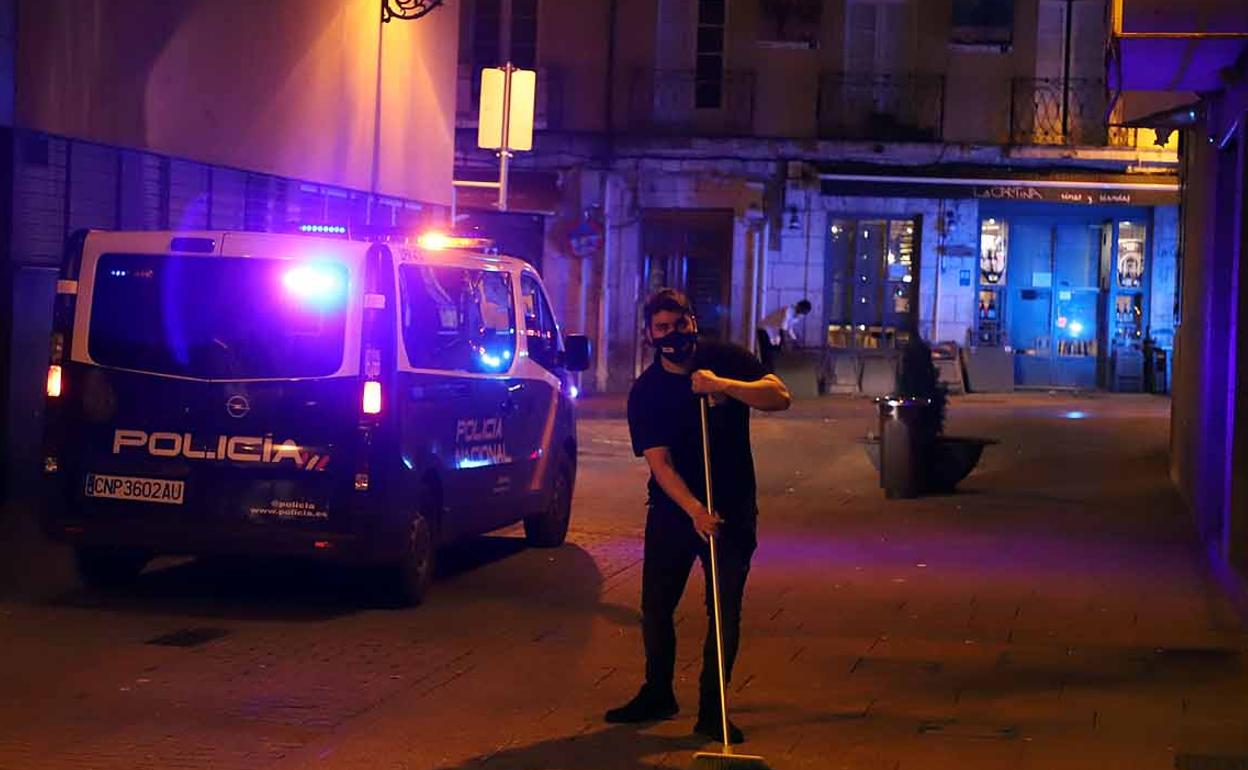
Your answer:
[400,265,516,373]
[88,253,349,379]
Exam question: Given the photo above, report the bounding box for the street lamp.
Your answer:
[381,0,443,23]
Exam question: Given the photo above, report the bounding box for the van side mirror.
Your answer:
[563,335,591,372]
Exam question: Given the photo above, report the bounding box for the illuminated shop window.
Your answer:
[825,216,919,349]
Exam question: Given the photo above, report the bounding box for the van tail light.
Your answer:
[46,365,63,398]
[362,380,382,415]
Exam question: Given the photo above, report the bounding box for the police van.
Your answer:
[41,227,589,604]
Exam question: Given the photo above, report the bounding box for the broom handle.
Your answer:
[700,396,732,754]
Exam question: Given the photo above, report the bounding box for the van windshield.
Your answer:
[87,253,349,379]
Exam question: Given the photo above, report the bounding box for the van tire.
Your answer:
[75,547,148,588]
[395,489,438,606]
[524,458,572,548]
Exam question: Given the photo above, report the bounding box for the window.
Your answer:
[1116,222,1146,289]
[87,253,348,379]
[825,217,919,348]
[520,274,562,371]
[845,0,911,74]
[696,0,726,109]
[757,0,821,47]
[472,0,537,69]
[977,218,1009,346]
[980,218,1008,286]
[951,0,1014,49]
[400,265,516,374]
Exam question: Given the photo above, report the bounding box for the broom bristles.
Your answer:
[688,750,773,770]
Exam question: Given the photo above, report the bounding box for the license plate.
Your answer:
[85,474,185,505]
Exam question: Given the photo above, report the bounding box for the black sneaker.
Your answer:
[603,685,678,723]
[693,715,745,745]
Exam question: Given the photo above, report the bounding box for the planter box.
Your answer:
[862,435,996,495]
[963,347,1014,393]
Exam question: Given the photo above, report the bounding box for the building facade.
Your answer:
[454,0,1181,394]
[1109,0,1248,599]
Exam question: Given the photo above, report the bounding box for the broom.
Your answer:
[690,396,773,770]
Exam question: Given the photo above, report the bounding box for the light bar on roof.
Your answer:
[299,224,348,235]
[417,231,495,251]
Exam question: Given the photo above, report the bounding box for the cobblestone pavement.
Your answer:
[1,394,1245,770]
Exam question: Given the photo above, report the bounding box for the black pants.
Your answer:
[641,505,757,712]
[755,329,776,374]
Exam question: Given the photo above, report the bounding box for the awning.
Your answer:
[1108,0,1248,92]
[818,168,1180,207]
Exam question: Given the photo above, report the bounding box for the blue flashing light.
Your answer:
[457,457,492,469]
[1063,411,1088,420]
[502,349,512,361]
[283,264,346,305]
[479,350,504,370]
[1068,321,1085,338]
[568,384,580,399]
[299,224,348,235]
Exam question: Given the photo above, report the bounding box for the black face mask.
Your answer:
[653,331,697,364]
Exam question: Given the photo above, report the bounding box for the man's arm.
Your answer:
[692,371,792,412]
[641,446,721,539]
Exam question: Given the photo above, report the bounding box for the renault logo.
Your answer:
[225,395,250,419]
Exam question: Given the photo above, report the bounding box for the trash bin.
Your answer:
[1143,340,1169,394]
[877,397,930,499]
[1151,347,1168,394]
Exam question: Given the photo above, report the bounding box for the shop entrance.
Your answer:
[1005,218,1108,388]
[978,209,1149,391]
[636,209,734,374]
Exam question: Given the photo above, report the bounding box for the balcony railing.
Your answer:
[626,69,757,137]
[817,73,945,142]
[1010,78,1136,147]
[452,65,1156,150]
[456,63,565,132]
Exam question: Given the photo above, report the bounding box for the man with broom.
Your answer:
[605,288,791,749]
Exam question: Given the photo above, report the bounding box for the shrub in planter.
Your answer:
[871,337,996,496]
[895,336,947,442]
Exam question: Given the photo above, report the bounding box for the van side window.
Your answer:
[400,265,516,373]
[520,274,561,371]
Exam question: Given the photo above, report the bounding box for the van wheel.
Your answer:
[75,547,148,588]
[395,494,438,606]
[524,458,572,548]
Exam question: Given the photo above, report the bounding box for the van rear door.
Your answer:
[66,235,365,542]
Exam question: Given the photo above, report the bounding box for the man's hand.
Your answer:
[692,369,728,395]
[689,504,722,541]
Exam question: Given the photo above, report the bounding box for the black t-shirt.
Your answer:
[627,340,769,519]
